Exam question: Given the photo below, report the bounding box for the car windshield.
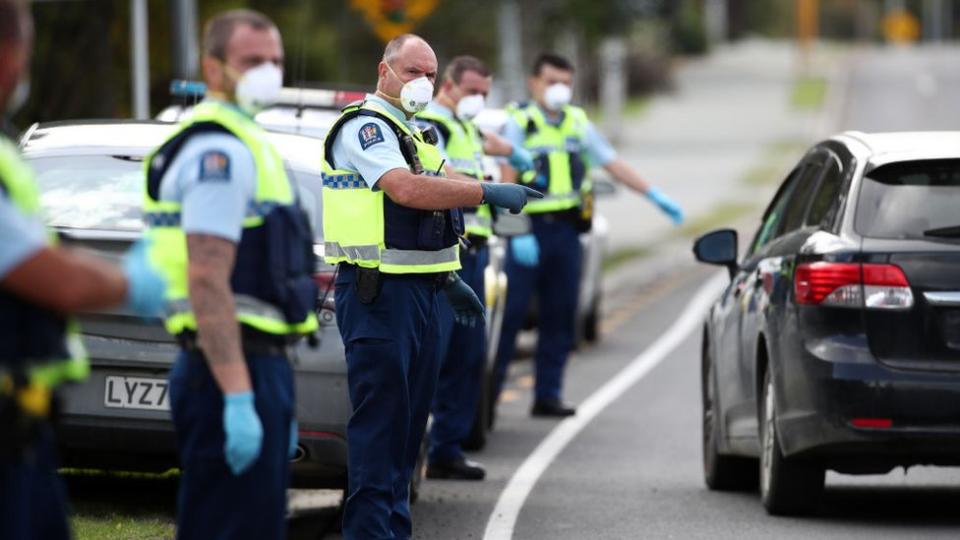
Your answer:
[31,155,144,231]
[855,159,960,240]
[27,154,323,241]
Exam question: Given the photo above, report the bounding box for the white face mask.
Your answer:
[456,93,485,120]
[543,83,572,111]
[234,62,283,115]
[398,76,434,114]
[6,78,30,116]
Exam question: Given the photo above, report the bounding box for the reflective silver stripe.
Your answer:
[381,245,458,266]
[464,213,492,229]
[325,242,458,266]
[166,294,286,321]
[450,157,480,171]
[923,291,960,306]
[324,242,380,261]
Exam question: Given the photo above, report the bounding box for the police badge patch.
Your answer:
[199,151,230,181]
[358,122,385,150]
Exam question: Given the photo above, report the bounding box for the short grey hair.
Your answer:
[382,33,425,64]
[202,9,276,61]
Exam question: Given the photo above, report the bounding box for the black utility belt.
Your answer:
[176,328,295,357]
[530,208,581,224]
[338,264,449,305]
[530,207,592,233]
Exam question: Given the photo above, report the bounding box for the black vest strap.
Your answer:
[323,102,417,171]
[147,122,232,201]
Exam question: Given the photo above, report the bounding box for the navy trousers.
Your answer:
[336,265,443,540]
[494,217,582,403]
[0,424,71,540]
[169,349,294,540]
[429,246,488,464]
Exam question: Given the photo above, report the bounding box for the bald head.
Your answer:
[376,34,437,115]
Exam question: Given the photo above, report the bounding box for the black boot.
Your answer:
[426,456,486,481]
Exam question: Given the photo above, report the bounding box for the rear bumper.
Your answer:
[56,415,347,487]
[778,342,960,471]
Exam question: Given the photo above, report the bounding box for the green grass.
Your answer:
[792,76,828,110]
[585,96,651,121]
[741,140,808,186]
[602,245,652,273]
[674,201,759,239]
[72,514,174,540]
[62,469,178,540]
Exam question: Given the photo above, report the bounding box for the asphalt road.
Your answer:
[395,44,960,539]
[68,45,960,539]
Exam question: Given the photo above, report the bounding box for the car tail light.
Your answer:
[849,418,893,429]
[794,262,913,310]
[313,272,336,313]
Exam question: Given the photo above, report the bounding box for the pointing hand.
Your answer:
[480,183,543,214]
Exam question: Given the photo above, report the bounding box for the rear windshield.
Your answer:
[27,154,323,240]
[855,159,960,240]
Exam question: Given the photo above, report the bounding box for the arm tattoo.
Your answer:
[186,234,243,366]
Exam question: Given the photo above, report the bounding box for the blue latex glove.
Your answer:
[507,145,535,173]
[480,182,543,214]
[443,273,485,328]
[223,391,263,476]
[122,238,167,317]
[645,187,684,225]
[510,234,539,267]
[288,418,298,460]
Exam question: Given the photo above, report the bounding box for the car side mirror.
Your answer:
[492,212,531,237]
[693,229,738,278]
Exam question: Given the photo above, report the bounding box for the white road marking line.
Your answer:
[482,271,727,540]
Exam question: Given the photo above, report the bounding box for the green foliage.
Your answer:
[672,0,708,55]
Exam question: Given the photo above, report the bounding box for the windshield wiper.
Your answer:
[923,225,960,238]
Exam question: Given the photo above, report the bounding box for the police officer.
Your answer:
[322,34,540,539]
[415,55,535,480]
[494,53,685,417]
[0,2,166,537]
[143,10,317,539]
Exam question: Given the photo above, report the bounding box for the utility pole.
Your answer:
[171,0,199,80]
[923,0,944,41]
[796,0,819,73]
[704,0,728,45]
[599,38,626,145]
[497,0,524,105]
[130,0,149,119]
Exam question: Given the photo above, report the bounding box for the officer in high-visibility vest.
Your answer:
[0,2,166,537]
[143,10,317,539]
[415,55,535,480]
[494,53,684,417]
[322,34,541,539]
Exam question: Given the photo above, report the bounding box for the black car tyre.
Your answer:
[702,340,758,491]
[583,294,601,344]
[759,368,824,516]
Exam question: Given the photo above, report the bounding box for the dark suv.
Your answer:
[694,131,960,515]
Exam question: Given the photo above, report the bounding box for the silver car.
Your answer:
[20,120,353,489]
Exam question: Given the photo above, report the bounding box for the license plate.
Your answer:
[103,376,170,411]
